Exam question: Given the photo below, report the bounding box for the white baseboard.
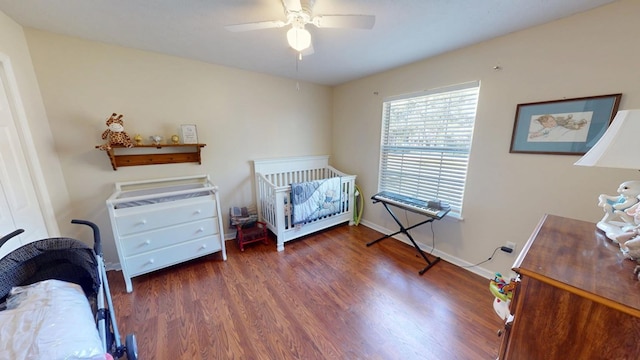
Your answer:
[105,225,496,280]
[105,262,121,272]
[358,219,495,280]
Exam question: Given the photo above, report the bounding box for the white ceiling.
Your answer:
[0,0,616,86]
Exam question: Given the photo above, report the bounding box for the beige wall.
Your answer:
[5,0,639,277]
[332,0,640,278]
[24,30,333,265]
[0,11,68,237]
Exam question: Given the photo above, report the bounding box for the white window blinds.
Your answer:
[378,81,480,217]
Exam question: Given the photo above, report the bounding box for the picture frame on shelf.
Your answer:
[509,93,622,155]
[181,124,198,144]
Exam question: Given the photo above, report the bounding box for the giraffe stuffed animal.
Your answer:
[99,113,134,150]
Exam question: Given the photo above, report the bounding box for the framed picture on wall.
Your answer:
[181,124,198,144]
[509,93,622,155]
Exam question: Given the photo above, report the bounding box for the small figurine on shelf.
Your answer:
[133,134,143,146]
[98,113,134,150]
[171,134,180,144]
[149,135,163,145]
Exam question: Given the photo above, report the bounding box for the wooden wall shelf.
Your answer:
[95,144,206,170]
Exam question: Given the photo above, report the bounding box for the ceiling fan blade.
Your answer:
[311,15,375,29]
[224,20,286,32]
[282,0,302,13]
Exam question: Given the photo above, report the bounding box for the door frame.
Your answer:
[0,52,59,237]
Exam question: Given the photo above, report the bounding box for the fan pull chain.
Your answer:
[295,52,301,91]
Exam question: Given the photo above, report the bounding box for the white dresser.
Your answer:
[106,175,226,292]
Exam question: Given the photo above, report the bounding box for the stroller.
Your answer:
[0,219,138,360]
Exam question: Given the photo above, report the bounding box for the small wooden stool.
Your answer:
[235,221,268,251]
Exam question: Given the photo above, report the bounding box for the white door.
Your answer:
[0,69,48,258]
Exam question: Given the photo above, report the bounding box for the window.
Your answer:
[378,81,480,218]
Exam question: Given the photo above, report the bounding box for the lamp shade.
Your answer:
[574,110,640,169]
[287,27,311,51]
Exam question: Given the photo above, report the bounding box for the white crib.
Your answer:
[253,155,357,251]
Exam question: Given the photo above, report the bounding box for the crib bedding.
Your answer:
[291,177,341,224]
[0,279,105,360]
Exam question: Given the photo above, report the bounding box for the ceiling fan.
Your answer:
[224,0,375,55]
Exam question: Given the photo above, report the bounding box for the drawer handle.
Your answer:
[200,244,207,250]
[144,240,151,245]
[146,259,155,265]
[196,227,204,233]
[137,220,147,226]
[194,209,202,215]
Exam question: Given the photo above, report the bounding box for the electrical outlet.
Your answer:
[505,241,516,253]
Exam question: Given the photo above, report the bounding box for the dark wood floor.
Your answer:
[107,224,504,360]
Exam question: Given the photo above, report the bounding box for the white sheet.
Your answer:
[0,280,105,360]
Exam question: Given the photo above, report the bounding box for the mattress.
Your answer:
[0,280,105,360]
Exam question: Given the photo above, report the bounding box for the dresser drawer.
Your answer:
[119,218,219,256]
[115,198,217,236]
[124,235,222,277]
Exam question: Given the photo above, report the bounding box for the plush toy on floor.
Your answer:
[98,113,134,150]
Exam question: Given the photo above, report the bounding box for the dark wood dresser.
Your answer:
[499,214,640,359]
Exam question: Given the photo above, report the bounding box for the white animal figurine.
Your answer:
[614,229,640,281]
[597,180,640,225]
[618,201,640,226]
[149,135,163,145]
[614,230,640,258]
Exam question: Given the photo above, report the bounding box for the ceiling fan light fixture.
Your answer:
[287,27,311,51]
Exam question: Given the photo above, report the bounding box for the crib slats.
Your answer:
[265,168,341,187]
[253,157,356,251]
